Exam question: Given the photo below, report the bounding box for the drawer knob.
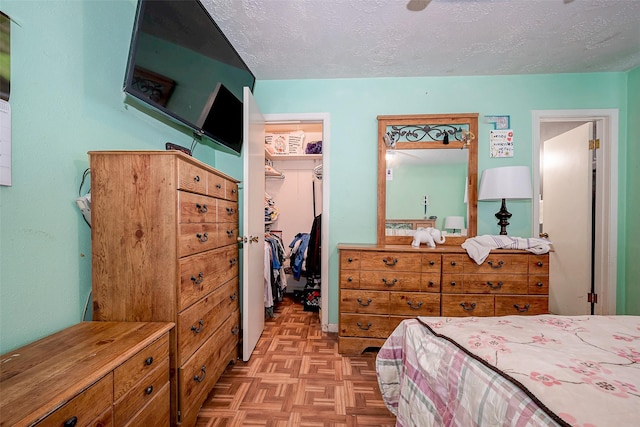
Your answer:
[356,321,372,331]
[487,260,504,269]
[487,281,503,290]
[536,282,544,287]
[428,280,435,287]
[191,272,204,285]
[195,203,208,213]
[537,261,544,267]
[450,261,457,266]
[193,365,207,383]
[194,175,200,182]
[407,300,424,310]
[429,260,435,266]
[347,276,353,282]
[357,297,372,307]
[230,291,238,301]
[144,356,154,366]
[231,325,240,335]
[460,302,476,311]
[382,278,398,287]
[230,257,238,266]
[226,207,235,215]
[226,229,235,237]
[63,416,78,427]
[382,257,398,266]
[191,319,204,334]
[348,257,353,263]
[449,281,457,287]
[232,188,237,194]
[514,303,531,313]
[216,183,222,189]
[196,232,209,243]
[145,385,154,395]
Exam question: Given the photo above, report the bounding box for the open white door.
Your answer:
[543,123,592,315]
[242,87,266,361]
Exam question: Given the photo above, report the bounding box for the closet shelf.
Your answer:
[265,148,321,162]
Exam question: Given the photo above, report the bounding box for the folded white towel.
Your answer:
[461,235,552,264]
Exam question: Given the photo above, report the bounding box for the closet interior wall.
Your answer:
[265,124,323,293]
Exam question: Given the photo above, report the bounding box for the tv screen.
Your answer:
[123,0,254,153]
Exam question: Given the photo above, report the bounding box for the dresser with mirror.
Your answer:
[338,113,549,355]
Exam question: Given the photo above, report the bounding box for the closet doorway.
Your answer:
[263,113,330,329]
[532,109,618,315]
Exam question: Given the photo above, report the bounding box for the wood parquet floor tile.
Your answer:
[196,296,397,427]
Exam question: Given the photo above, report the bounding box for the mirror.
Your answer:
[377,113,479,245]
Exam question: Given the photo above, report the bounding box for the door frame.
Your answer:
[532,109,618,315]
[263,112,331,330]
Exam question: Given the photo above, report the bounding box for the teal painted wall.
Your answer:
[625,67,640,314]
[0,0,634,353]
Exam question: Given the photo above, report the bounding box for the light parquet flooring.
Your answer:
[196,296,397,427]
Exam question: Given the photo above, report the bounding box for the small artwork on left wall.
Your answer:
[1,12,10,101]
[131,67,175,107]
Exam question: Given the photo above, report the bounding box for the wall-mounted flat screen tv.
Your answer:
[123,0,255,154]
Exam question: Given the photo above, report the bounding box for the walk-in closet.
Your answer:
[264,121,324,316]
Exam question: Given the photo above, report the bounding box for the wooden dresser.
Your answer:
[338,244,549,354]
[0,321,173,426]
[89,151,241,426]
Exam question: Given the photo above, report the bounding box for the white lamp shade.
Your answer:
[478,166,533,201]
[444,216,465,230]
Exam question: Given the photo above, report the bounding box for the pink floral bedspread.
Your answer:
[376,315,640,427]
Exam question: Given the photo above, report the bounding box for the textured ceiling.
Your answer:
[203,0,640,80]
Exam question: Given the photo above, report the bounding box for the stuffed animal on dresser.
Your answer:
[411,227,446,248]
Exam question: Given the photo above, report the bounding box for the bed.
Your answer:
[376,315,640,427]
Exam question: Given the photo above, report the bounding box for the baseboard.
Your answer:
[323,323,338,333]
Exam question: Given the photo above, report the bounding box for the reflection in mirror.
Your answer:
[385,149,468,235]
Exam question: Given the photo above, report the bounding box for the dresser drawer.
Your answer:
[178,278,239,364]
[217,199,238,223]
[179,223,218,257]
[389,292,440,316]
[179,191,217,223]
[495,296,548,316]
[178,159,207,194]
[360,252,422,272]
[179,310,239,426]
[114,333,170,401]
[360,271,421,291]
[463,254,529,274]
[114,358,169,425]
[339,314,391,338]
[35,374,113,427]
[225,181,239,202]
[463,274,528,294]
[421,273,441,292]
[421,254,441,273]
[340,251,361,270]
[441,294,495,317]
[528,275,549,295]
[340,290,389,314]
[529,255,550,274]
[122,381,170,427]
[207,172,227,199]
[442,254,465,273]
[179,248,239,311]
[340,270,360,289]
[441,274,464,293]
[216,223,239,248]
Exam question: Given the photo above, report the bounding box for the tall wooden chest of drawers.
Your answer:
[90,151,241,426]
[0,322,173,426]
[338,244,549,354]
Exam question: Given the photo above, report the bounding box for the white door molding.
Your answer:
[532,109,618,315]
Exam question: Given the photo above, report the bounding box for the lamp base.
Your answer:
[495,198,512,235]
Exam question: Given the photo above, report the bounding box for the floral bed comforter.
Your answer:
[376,315,640,427]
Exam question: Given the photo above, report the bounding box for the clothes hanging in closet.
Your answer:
[305,214,321,278]
[288,233,310,280]
[264,232,287,318]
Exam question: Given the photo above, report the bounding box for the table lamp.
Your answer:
[478,166,532,235]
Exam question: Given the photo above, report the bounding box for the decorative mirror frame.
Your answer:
[377,113,479,245]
